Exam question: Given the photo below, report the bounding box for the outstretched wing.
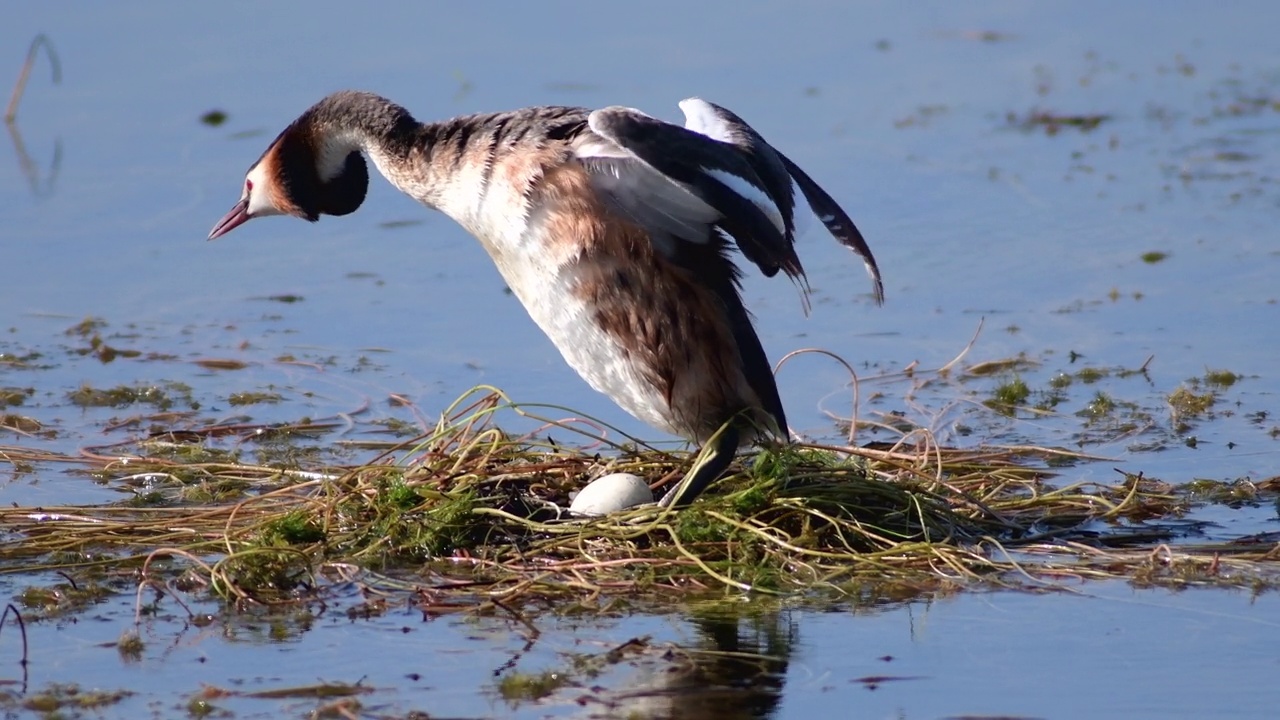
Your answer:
[677,98,799,242]
[580,106,805,284]
[679,98,884,305]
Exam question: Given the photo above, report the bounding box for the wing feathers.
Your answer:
[681,98,883,305]
[679,98,798,240]
[777,152,885,305]
[586,107,803,282]
[577,99,882,304]
[579,156,718,248]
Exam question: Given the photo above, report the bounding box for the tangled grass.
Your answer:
[4,384,1278,621]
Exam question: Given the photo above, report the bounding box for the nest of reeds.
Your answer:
[2,387,1278,614]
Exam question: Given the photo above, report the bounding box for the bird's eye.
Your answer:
[245,180,254,194]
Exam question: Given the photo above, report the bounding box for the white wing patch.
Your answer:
[576,120,721,248]
[681,98,789,239]
[574,137,631,161]
[701,167,786,237]
[678,97,737,143]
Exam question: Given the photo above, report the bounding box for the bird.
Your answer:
[208,90,882,509]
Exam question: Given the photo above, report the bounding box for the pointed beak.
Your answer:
[208,198,251,240]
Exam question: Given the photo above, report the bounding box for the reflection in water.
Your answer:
[677,608,794,719]
[593,607,795,719]
[6,121,62,197]
[5,33,62,197]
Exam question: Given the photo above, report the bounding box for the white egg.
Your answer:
[569,473,654,516]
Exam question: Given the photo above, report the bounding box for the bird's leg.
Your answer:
[658,422,740,508]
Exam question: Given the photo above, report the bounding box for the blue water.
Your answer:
[10,577,1277,719]
[3,1,1279,717]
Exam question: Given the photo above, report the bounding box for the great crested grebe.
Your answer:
[208,91,883,508]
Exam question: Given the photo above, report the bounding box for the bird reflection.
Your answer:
[584,606,795,720]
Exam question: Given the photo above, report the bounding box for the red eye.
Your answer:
[246,180,254,192]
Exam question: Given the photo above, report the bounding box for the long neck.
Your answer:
[300,93,587,250]
[301,91,430,203]
[301,92,521,213]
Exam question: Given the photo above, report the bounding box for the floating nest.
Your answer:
[2,387,1278,615]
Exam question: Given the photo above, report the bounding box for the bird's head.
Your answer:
[208,118,369,240]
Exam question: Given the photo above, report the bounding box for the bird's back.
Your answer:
[211,93,883,448]
[408,110,784,441]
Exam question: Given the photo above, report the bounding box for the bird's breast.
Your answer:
[428,157,763,441]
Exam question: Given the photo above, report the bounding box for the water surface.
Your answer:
[3,1,1278,717]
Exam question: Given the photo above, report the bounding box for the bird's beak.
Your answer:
[208,198,251,240]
